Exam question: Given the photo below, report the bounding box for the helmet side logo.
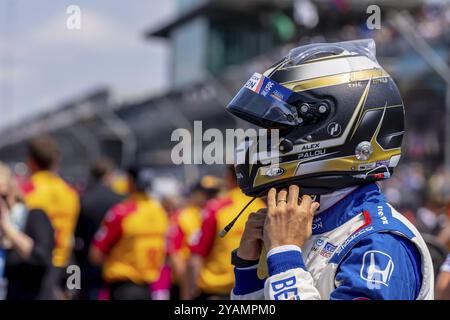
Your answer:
[264,167,285,177]
[327,122,342,137]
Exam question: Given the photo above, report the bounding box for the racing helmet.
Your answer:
[226,39,405,196]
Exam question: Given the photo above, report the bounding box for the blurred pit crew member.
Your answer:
[75,157,124,300]
[436,253,450,299]
[21,136,80,299]
[167,176,221,299]
[187,166,264,299]
[226,39,434,300]
[415,187,447,236]
[0,162,54,300]
[90,165,168,300]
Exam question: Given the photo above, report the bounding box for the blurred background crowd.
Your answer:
[1,0,450,299]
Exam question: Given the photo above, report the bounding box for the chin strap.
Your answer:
[219,197,257,238]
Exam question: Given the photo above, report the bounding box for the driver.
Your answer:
[226,39,434,300]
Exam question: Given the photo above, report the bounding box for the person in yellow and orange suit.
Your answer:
[20,136,80,299]
[186,166,264,299]
[167,176,221,299]
[90,165,168,300]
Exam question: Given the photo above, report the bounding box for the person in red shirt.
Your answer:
[167,176,220,299]
[186,166,264,299]
[90,166,168,300]
[21,136,79,299]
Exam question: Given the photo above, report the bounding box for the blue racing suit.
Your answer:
[231,183,434,300]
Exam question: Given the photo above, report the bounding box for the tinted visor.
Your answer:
[226,73,300,129]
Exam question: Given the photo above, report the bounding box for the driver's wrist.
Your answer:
[267,244,302,258]
[237,248,260,261]
[233,248,260,268]
[236,241,261,261]
[266,240,304,252]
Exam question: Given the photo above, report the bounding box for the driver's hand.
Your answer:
[237,208,267,261]
[264,185,320,251]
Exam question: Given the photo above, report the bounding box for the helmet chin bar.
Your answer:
[239,168,394,198]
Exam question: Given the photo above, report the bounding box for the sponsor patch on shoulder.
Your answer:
[360,250,394,288]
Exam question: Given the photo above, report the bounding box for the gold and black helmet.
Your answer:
[226,39,404,196]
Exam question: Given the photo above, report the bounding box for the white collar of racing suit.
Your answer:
[315,186,359,214]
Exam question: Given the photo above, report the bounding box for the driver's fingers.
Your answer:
[255,208,267,215]
[310,202,320,217]
[248,210,267,223]
[299,194,313,211]
[276,189,288,210]
[253,226,264,239]
[267,188,277,211]
[287,185,299,207]
[277,189,287,202]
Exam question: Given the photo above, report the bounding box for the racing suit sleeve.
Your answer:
[264,234,422,300]
[264,245,321,300]
[231,264,266,299]
[330,233,422,300]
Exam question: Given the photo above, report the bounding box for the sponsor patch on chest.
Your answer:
[320,242,337,258]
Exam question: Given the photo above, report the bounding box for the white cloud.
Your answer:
[0,66,13,84]
[29,11,141,52]
[0,2,176,128]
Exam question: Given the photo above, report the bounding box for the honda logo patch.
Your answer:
[360,250,394,288]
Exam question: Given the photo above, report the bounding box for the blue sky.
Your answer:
[0,0,176,127]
